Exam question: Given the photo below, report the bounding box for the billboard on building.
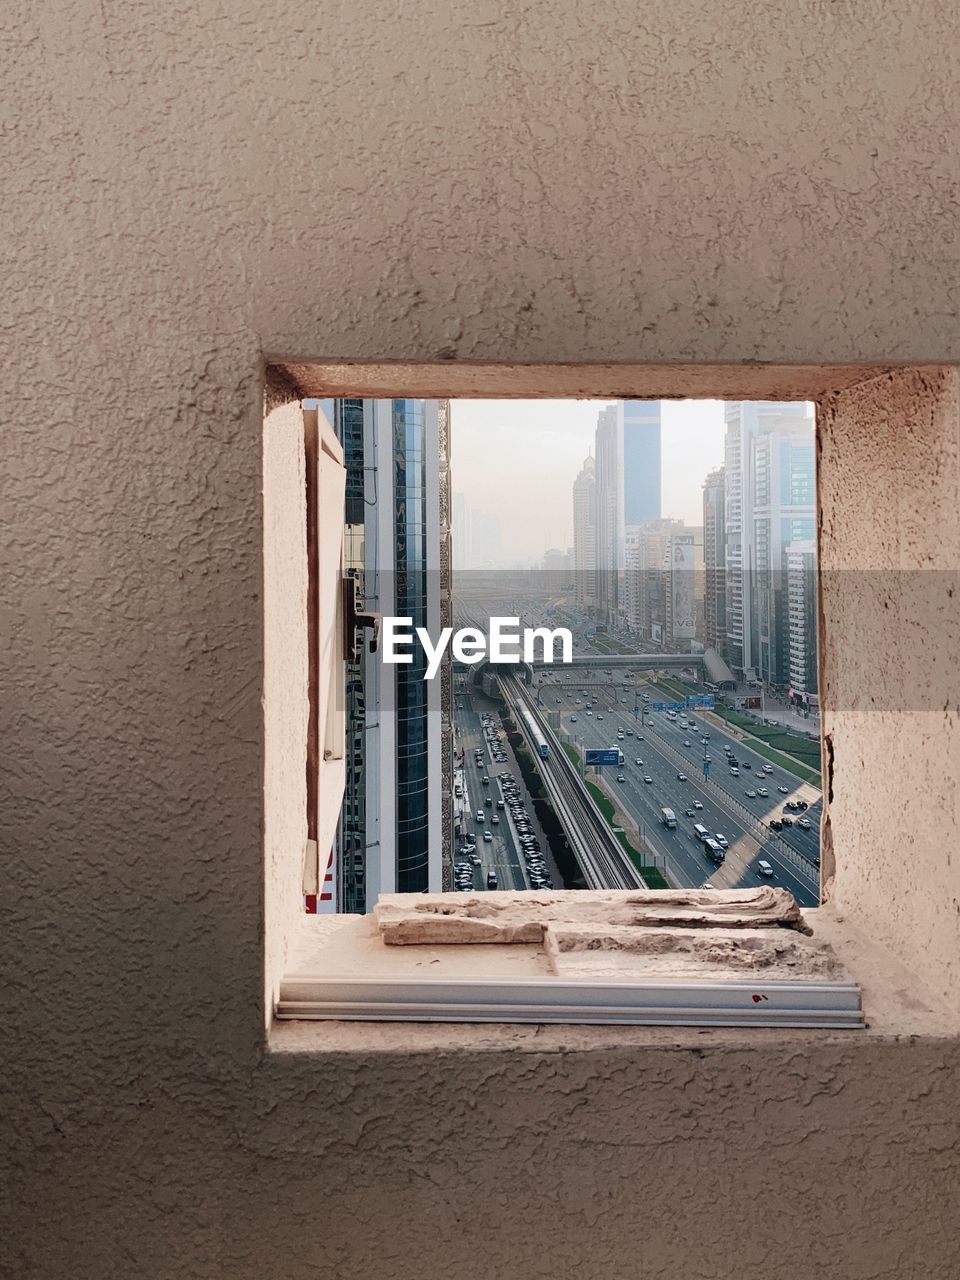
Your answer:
[672,535,697,640]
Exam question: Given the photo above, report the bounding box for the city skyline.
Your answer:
[450,399,728,566]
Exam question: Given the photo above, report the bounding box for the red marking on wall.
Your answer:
[319,845,334,902]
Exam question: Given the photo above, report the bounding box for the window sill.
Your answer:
[268,901,957,1053]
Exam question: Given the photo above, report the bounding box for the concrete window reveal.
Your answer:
[277,888,863,1028]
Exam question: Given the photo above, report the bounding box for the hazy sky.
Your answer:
[451,399,726,566]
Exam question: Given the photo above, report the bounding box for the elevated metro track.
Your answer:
[499,675,647,892]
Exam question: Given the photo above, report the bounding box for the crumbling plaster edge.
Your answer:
[264,903,960,1061]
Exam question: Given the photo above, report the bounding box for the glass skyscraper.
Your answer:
[622,400,662,525]
[331,398,449,910]
[392,400,431,892]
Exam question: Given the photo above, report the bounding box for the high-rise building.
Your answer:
[702,467,727,655]
[723,402,816,683]
[624,526,642,636]
[594,405,621,622]
[333,398,449,912]
[593,401,662,624]
[785,540,818,698]
[630,517,684,644]
[572,454,597,609]
[662,526,704,650]
[622,400,662,526]
[470,509,503,568]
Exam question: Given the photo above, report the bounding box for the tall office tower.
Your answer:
[621,400,662,525]
[437,400,454,889]
[542,547,573,591]
[702,467,727,655]
[334,398,447,912]
[470,509,503,568]
[624,526,642,635]
[337,398,369,914]
[635,518,684,644]
[662,526,705,650]
[572,454,597,609]
[723,402,816,682]
[785,540,818,699]
[594,404,621,623]
[452,492,472,570]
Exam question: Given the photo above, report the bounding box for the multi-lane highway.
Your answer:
[454,683,562,891]
[543,677,820,905]
[452,593,823,907]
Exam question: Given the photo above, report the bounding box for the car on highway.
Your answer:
[643,775,653,783]
[685,807,696,816]
[476,809,484,821]
[714,833,728,849]
[741,761,752,769]
[616,774,626,783]
[780,815,794,827]
[597,715,603,721]
[486,871,498,888]
[769,818,783,830]
[757,787,769,797]
[635,757,643,765]
[683,740,691,747]
[484,796,493,806]
[483,831,493,842]
[570,715,577,722]
[702,882,715,890]
[677,772,688,781]
[729,767,740,776]
[797,817,812,829]
[757,860,774,877]
[491,814,500,824]
[692,800,703,810]
[777,786,789,794]
[745,789,757,798]
[586,709,592,716]
[469,853,481,866]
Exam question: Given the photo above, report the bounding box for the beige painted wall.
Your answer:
[3,3,960,1278]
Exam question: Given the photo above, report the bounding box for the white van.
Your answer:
[692,823,710,842]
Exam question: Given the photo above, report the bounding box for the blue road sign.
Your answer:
[585,748,621,767]
[650,701,666,712]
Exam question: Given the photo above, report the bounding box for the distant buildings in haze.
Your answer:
[568,399,818,693]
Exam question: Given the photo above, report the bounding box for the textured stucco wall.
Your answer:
[818,369,960,1006]
[3,2,960,1277]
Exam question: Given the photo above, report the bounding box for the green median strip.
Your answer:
[710,706,822,786]
[584,781,669,890]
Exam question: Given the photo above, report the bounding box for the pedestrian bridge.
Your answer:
[459,647,736,690]
[526,647,737,688]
